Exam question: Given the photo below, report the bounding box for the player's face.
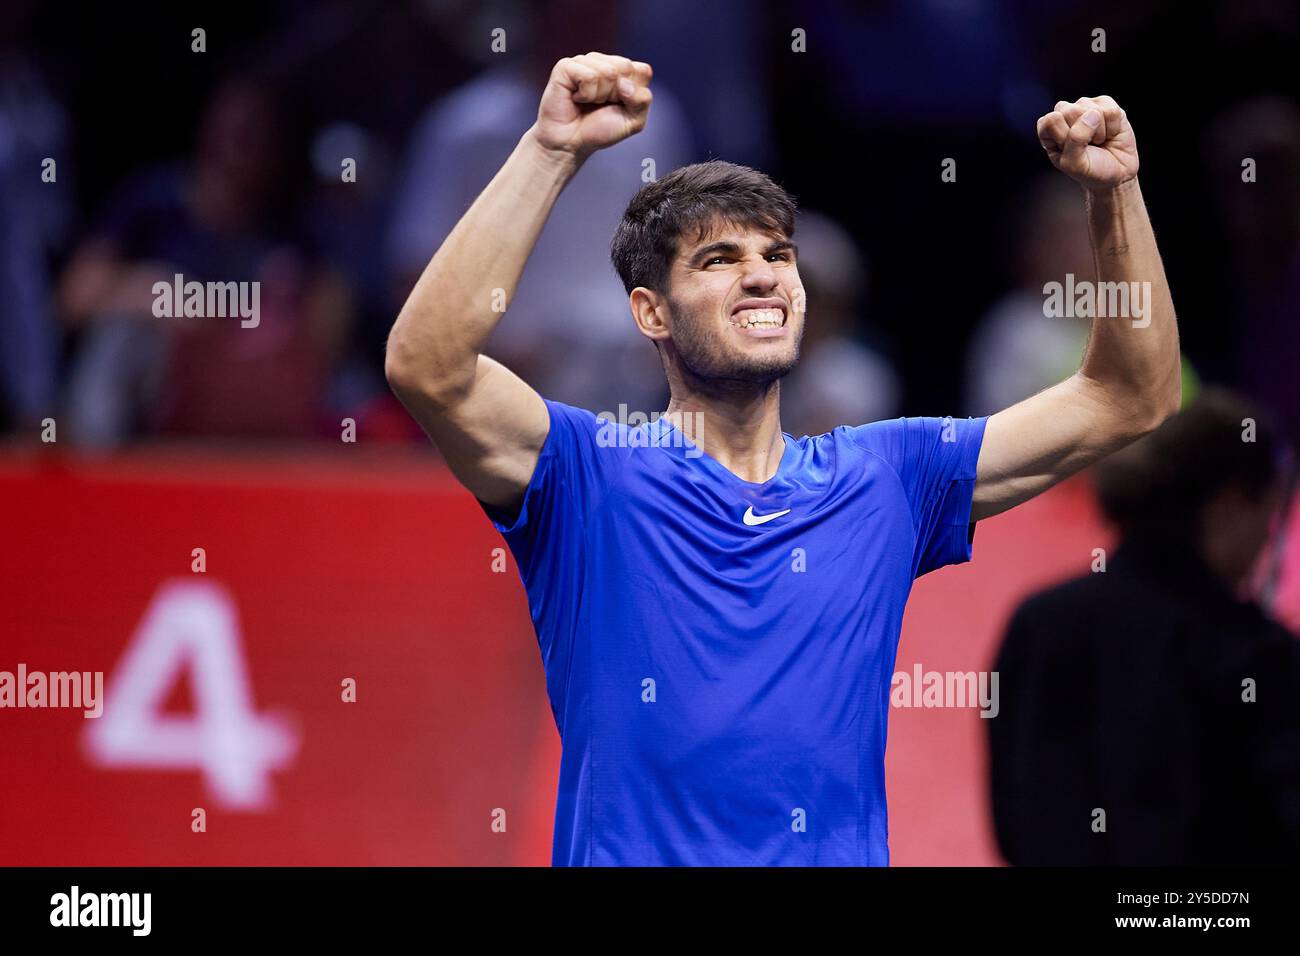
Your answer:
[663,221,805,385]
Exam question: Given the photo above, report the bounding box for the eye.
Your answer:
[705,256,729,266]
[767,252,792,262]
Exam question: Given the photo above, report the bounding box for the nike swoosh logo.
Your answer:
[742,506,791,526]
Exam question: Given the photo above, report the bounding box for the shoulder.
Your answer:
[538,399,650,471]
[995,574,1105,667]
[544,397,603,431]
[1011,574,1105,623]
[835,415,988,472]
[839,414,984,446]
[545,399,637,446]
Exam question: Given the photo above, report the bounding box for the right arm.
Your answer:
[384,52,653,511]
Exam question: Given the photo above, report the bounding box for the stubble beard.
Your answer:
[666,294,802,392]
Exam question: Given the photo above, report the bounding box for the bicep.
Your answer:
[972,373,1140,521]
[399,354,550,511]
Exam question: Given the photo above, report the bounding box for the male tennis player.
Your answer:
[386,52,1181,865]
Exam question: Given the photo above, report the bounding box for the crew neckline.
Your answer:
[651,414,798,489]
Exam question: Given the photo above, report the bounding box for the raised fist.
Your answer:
[533,52,653,159]
[1037,95,1139,191]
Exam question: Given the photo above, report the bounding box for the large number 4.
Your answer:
[83,580,299,810]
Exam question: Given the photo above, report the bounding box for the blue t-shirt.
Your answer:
[481,399,988,865]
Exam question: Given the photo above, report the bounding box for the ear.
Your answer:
[630,287,672,345]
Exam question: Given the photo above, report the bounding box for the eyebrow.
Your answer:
[688,238,798,265]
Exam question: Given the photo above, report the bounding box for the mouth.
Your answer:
[729,299,788,338]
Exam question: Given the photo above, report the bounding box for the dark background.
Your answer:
[3,0,1297,439]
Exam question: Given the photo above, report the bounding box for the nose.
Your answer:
[740,256,779,294]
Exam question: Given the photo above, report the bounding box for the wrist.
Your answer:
[521,124,588,178]
[1085,175,1141,204]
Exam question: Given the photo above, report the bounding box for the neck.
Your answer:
[1121,529,1245,599]
[663,379,786,484]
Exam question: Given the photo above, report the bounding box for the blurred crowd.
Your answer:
[1,0,1297,447]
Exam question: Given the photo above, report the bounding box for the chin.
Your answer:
[723,349,800,384]
[673,327,801,387]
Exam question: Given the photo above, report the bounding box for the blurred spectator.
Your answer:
[386,0,694,416]
[778,210,899,437]
[299,120,414,440]
[272,1,484,440]
[0,2,69,435]
[965,173,1199,416]
[964,174,1094,416]
[988,388,1300,865]
[1207,96,1300,438]
[57,77,349,445]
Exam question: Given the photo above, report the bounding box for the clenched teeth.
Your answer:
[732,308,784,328]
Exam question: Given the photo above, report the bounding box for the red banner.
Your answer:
[2,448,1296,865]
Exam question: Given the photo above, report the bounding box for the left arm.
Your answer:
[972,95,1182,522]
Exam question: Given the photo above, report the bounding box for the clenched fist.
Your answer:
[533,52,653,160]
[1037,95,1139,191]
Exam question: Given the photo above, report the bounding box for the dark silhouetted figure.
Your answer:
[989,388,1300,864]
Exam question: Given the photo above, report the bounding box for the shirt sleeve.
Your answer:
[847,414,989,577]
[478,399,611,574]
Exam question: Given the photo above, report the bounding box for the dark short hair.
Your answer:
[610,160,798,294]
[1093,386,1290,533]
